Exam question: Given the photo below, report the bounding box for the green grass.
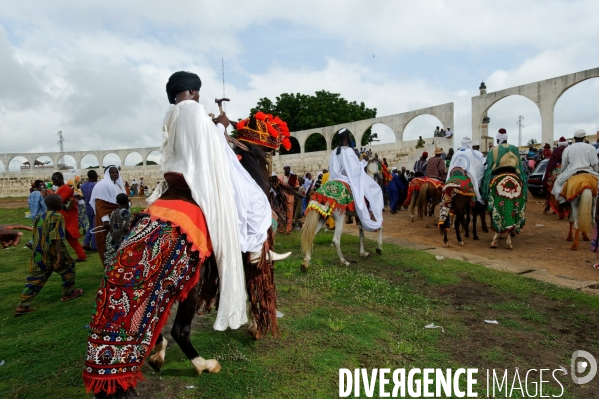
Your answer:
[1,207,599,398]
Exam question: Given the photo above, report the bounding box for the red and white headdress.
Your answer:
[236,112,292,150]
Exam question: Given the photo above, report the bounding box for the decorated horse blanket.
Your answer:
[403,177,444,207]
[546,165,570,218]
[560,173,598,202]
[487,173,526,234]
[83,199,211,395]
[438,174,476,227]
[306,179,355,218]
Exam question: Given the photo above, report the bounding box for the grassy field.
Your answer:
[1,207,599,398]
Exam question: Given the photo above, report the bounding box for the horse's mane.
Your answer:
[234,143,270,198]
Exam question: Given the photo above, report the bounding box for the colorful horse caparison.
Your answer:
[487,172,526,249]
[559,174,597,250]
[86,144,279,399]
[405,177,443,227]
[438,168,488,246]
[300,180,383,271]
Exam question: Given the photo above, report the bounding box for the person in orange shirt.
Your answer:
[51,172,87,262]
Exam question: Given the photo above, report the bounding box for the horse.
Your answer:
[438,169,488,246]
[405,177,442,228]
[486,169,526,249]
[300,180,383,271]
[558,174,597,250]
[90,144,279,399]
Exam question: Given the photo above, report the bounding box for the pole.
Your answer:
[516,116,524,147]
[57,131,65,169]
[221,58,226,112]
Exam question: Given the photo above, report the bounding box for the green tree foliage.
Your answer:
[527,138,538,147]
[250,91,377,152]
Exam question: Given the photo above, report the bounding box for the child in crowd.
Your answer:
[15,194,82,316]
[104,193,132,267]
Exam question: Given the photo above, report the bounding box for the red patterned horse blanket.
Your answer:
[83,199,211,395]
[403,177,444,207]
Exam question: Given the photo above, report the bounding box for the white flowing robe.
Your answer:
[152,101,247,331]
[216,123,271,253]
[446,148,485,203]
[552,142,599,202]
[328,146,384,232]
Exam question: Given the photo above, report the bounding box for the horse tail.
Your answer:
[578,188,593,234]
[301,210,321,254]
[417,183,430,219]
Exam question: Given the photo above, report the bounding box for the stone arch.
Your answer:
[34,156,54,171]
[8,156,29,171]
[81,154,100,169]
[279,137,301,155]
[124,151,143,167]
[58,154,77,169]
[0,159,4,172]
[102,153,122,168]
[553,77,599,141]
[402,114,445,142]
[363,123,396,145]
[304,133,327,153]
[146,150,161,166]
[486,95,542,146]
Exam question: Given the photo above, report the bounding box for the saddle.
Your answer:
[492,166,517,176]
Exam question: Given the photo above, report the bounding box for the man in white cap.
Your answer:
[552,129,599,203]
[277,164,298,234]
[472,140,484,160]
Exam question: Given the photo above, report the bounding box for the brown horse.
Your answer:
[413,182,442,228]
[440,195,488,246]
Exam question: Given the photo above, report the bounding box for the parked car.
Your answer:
[528,158,549,197]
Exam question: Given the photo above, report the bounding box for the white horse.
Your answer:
[300,206,383,271]
[562,174,597,250]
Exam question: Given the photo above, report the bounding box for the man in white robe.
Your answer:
[446,137,485,203]
[328,128,383,231]
[149,71,288,331]
[552,129,599,203]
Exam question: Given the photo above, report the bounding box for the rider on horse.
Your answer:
[543,136,569,217]
[327,128,384,232]
[551,129,599,204]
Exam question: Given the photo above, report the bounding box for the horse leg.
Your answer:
[491,232,498,248]
[571,229,579,251]
[454,214,464,246]
[505,232,513,250]
[171,284,221,375]
[464,202,471,239]
[376,226,383,255]
[147,333,168,372]
[301,212,326,272]
[567,222,573,241]
[332,213,350,266]
[247,312,260,340]
[359,223,369,258]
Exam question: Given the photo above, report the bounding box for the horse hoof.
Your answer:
[148,355,164,372]
[376,248,382,255]
[583,234,590,241]
[248,325,261,340]
[570,245,578,251]
[459,242,465,246]
[360,252,370,258]
[566,236,573,242]
[300,262,309,272]
[505,245,513,250]
[465,233,470,238]
[490,244,497,248]
[473,236,479,241]
[207,360,221,374]
[342,261,350,266]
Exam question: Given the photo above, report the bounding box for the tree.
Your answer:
[527,138,538,147]
[250,91,377,152]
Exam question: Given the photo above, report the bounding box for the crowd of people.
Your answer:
[0,68,597,396]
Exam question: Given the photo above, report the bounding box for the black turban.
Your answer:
[336,127,353,155]
[166,71,202,104]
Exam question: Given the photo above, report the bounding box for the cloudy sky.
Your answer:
[1,0,598,169]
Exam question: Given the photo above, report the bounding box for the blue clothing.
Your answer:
[28,191,47,219]
[80,181,96,217]
[387,174,405,212]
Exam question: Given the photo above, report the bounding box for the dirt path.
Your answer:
[345,196,599,283]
